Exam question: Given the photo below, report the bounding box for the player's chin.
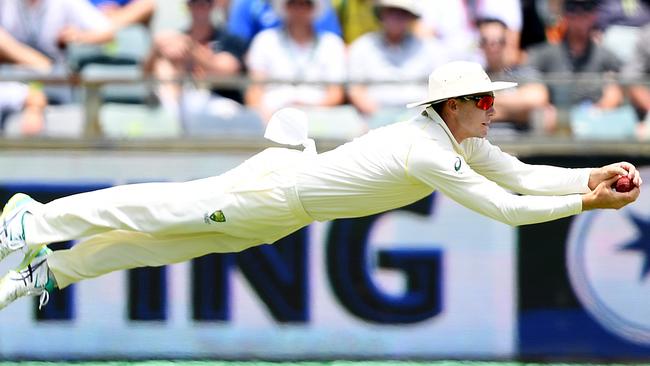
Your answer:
[480,122,490,135]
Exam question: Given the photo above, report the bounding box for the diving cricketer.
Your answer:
[0,61,641,310]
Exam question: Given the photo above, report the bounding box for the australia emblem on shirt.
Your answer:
[454,156,462,172]
[204,210,226,224]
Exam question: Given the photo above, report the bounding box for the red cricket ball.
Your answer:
[613,176,635,193]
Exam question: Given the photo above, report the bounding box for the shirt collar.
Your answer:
[422,106,465,156]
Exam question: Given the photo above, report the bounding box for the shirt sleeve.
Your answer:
[406,139,584,226]
[245,30,270,73]
[347,36,369,82]
[601,47,623,72]
[215,32,248,65]
[65,0,112,31]
[463,138,592,195]
[621,25,650,85]
[319,33,346,83]
[0,82,28,112]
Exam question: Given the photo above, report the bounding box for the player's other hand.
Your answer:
[588,162,643,190]
[582,175,640,211]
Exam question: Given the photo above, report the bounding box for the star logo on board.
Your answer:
[619,213,650,281]
[566,166,650,346]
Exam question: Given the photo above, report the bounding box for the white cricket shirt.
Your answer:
[295,108,590,226]
[0,0,111,62]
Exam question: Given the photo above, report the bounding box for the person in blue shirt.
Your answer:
[227,0,342,43]
[89,0,155,29]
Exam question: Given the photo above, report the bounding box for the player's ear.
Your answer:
[448,98,459,112]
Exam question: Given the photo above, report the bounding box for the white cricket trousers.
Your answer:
[22,148,314,288]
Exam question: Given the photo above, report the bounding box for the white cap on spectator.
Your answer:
[406,61,517,108]
[375,0,421,18]
[272,0,326,20]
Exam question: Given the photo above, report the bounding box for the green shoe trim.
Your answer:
[1,193,31,219]
[17,245,49,271]
[44,274,57,292]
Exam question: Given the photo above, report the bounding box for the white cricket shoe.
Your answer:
[0,193,38,262]
[0,246,55,311]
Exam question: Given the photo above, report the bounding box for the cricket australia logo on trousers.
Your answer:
[454,156,462,172]
[204,210,226,224]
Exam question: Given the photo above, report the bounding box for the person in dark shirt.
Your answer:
[143,0,248,106]
[621,23,650,137]
[227,0,341,44]
[525,0,623,112]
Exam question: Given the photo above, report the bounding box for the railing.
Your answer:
[0,72,649,145]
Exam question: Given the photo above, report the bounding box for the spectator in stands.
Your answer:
[0,28,52,72]
[347,0,447,127]
[245,0,346,122]
[519,0,551,56]
[227,0,341,44]
[0,82,47,136]
[525,0,624,123]
[597,0,650,30]
[0,0,114,69]
[332,0,379,44]
[477,17,556,135]
[621,23,650,138]
[143,0,247,110]
[596,0,650,63]
[90,0,157,29]
[415,0,523,66]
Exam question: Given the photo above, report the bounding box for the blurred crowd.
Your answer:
[0,0,649,140]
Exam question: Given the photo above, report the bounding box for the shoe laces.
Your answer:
[14,258,50,309]
[38,291,49,310]
[0,210,27,251]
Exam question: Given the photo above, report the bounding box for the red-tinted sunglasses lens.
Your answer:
[475,95,495,110]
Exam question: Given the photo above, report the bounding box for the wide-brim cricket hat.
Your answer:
[272,0,326,20]
[375,0,421,18]
[406,61,518,108]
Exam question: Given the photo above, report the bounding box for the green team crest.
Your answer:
[209,210,226,223]
[454,156,462,172]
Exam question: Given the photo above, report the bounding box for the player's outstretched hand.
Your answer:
[588,162,643,190]
[582,175,640,211]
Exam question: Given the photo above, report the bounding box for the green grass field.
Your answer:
[1,361,649,366]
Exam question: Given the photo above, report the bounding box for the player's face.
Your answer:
[453,93,496,140]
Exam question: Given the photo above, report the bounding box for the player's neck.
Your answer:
[439,112,466,144]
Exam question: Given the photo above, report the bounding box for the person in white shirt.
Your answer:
[415,0,523,66]
[0,0,114,68]
[0,61,641,311]
[244,0,346,122]
[347,0,448,127]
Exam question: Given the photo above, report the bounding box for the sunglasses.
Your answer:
[187,0,211,5]
[457,94,495,111]
[287,0,314,7]
[564,3,597,13]
[479,37,506,47]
